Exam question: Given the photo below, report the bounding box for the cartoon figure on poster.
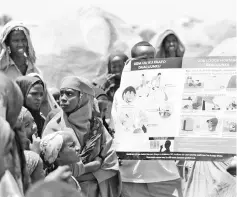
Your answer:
[207,117,219,131]
[159,139,173,153]
[202,96,221,111]
[158,102,173,118]
[223,120,236,133]
[184,76,204,88]
[119,112,135,132]
[182,96,202,110]
[226,97,236,110]
[146,73,163,98]
[122,86,136,104]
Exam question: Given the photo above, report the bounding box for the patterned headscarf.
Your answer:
[0,21,36,69]
[40,133,63,165]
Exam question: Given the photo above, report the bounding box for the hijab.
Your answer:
[28,73,60,116]
[154,29,185,58]
[0,72,29,194]
[43,76,95,148]
[0,21,38,71]
[0,72,23,127]
[16,76,45,137]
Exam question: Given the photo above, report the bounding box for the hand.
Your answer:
[29,134,41,154]
[45,165,72,182]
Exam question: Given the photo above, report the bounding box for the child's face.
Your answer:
[52,92,60,106]
[134,46,155,59]
[57,132,80,165]
[97,95,109,119]
[124,91,136,103]
[110,56,125,78]
[22,111,37,139]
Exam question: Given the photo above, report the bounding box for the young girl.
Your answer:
[15,107,45,184]
[40,131,101,193]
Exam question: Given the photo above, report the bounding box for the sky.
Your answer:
[1,0,236,27]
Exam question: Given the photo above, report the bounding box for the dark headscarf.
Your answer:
[108,52,128,74]
[0,72,23,127]
[0,72,30,194]
[16,76,45,137]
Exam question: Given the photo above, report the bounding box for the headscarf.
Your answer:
[16,76,44,103]
[40,132,63,165]
[0,72,23,127]
[24,150,41,176]
[94,87,107,99]
[154,29,185,58]
[43,76,95,147]
[0,72,29,194]
[16,75,45,138]
[0,117,14,157]
[25,180,82,197]
[107,52,128,74]
[28,73,60,116]
[0,21,36,70]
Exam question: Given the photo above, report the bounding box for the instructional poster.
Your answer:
[112,56,236,161]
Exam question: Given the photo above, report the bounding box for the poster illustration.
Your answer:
[112,57,236,160]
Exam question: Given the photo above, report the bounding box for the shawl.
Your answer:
[0,21,40,77]
[43,76,120,196]
[154,29,185,58]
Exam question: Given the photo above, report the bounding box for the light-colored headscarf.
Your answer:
[0,21,37,70]
[154,29,185,58]
[40,132,63,165]
[43,76,95,148]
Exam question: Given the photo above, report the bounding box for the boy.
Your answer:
[113,41,182,197]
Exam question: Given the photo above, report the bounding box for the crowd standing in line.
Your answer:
[0,21,236,197]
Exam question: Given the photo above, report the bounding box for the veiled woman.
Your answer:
[43,76,121,197]
[0,21,40,80]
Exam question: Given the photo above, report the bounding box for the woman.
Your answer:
[16,75,45,138]
[0,72,30,195]
[154,29,185,59]
[43,76,121,197]
[28,73,60,117]
[0,21,40,80]
[101,52,128,102]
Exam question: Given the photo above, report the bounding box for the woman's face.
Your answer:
[26,84,44,111]
[60,89,80,113]
[57,132,80,165]
[164,34,178,54]
[110,56,125,78]
[7,30,28,57]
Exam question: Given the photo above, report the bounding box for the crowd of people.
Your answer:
[0,20,236,197]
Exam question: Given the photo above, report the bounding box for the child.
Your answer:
[113,41,183,197]
[15,107,45,184]
[122,86,136,104]
[94,87,115,137]
[40,131,102,192]
[100,52,128,102]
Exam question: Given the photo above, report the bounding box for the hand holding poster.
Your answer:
[112,56,236,161]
